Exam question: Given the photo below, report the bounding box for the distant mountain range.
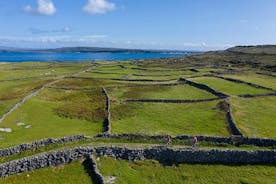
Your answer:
[0,46,195,53]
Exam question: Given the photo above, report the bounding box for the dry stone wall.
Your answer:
[87,155,105,184]
[0,146,276,178]
[102,87,111,134]
[0,135,85,157]
[215,76,274,91]
[125,98,221,104]
[178,78,228,98]
[239,93,276,98]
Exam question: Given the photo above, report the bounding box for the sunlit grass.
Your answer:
[111,101,229,136]
[97,156,276,184]
[230,96,276,138]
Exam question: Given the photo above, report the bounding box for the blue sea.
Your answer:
[0,52,188,62]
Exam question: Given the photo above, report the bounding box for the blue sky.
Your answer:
[0,0,276,50]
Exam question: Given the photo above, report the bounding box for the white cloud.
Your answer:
[239,19,248,23]
[23,0,56,16]
[29,26,72,34]
[83,0,115,14]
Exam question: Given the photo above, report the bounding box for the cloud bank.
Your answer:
[23,0,56,16]
[83,0,115,14]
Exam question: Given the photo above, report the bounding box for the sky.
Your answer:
[0,0,276,51]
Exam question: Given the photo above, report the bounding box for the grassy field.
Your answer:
[230,97,276,138]
[97,157,276,184]
[0,49,275,183]
[223,73,276,90]
[191,77,271,96]
[0,88,105,148]
[111,101,230,136]
[108,84,216,101]
[0,160,94,184]
[0,66,86,81]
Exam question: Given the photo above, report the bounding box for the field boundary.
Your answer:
[239,93,276,98]
[0,146,275,178]
[179,78,228,98]
[215,75,274,91]
[87,155,105,184]
[124,98,222,104]
[102,87,111,134]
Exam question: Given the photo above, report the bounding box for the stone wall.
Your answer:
[67,76,175,82]
[178,78,228,98]
[0,146,276,178]
[87,155,105,184]
[125,98,221,104]
[0,135,85,157]
[102,87,111,134]
[239,93,276,98]
[96,133,276,147]
[224,99,243,136]
[215,76,274,91]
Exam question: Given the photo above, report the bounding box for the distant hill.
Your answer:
[227,45,276,55]
[0,46,190,53]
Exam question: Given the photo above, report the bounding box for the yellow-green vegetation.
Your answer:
[50,78,124,88]
[230,97,276,138]
[223,73,276,90]
[0,48,275,184]
[192,77,271,95]
[0,88,104,148]
[80,71,128,79]
[108,84,216,101]
[0,160,94,184]
[111,101,230,136]
[0,65,86,81]
[97,157,276,184]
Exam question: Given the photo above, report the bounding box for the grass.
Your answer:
[0,78,53,100]
[50,78,125,88]
[223,73,276,90]
[79,72,128,79]
[192,77,271,96]
[108,84,216,101]
[0,88,105,148]
[230,96,276,138]
[0,99,19,117]
[111,101,230,136]
[0,160,94,184]
[97,156,276,184]
[0,66,86,80]
[0,59,275,183]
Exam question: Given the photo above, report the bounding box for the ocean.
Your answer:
[0,51,188,62]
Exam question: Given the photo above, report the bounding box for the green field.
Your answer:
[0,88,104,148]
[111,101,229,136]
[108,84,216,101]
[0,160,94,184]
[0,47,275,183]
[192,77,271,96]
[97,157,276,184]
[223,73,276,90]
[230,97,276,138]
